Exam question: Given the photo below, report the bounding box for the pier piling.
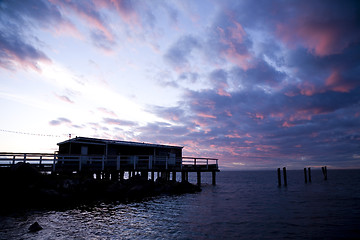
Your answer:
[283,167,287,186]
[277,168,281,186]
[322,166,327,180]
[212,171,216,185]
[197,171,201,186]
[304,168,308,183]
[308,167,311,182]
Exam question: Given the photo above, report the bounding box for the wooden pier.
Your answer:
[0,152,219,185]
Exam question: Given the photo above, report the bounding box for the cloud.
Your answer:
[55,94,74,104]
[103,118,138,127]
[275,0,360,56]
[164,35,201,71]
[98,107,117,117]
[0,31,51,71]
[49,117,72,126]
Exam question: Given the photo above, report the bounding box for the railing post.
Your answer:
[207,159,209,170]
[23,153,26,163]
[117,155,120,171]
[39,156,42,165]
[12,156,15,165]
[194,158,196,166]
[52,154,56,172]
[102,155,105,171]
[134,156,136,170]
[166,156,168,170]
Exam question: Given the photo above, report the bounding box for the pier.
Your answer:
[0,153,219,185]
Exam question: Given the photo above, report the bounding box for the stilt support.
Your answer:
[212,171,216,185]
[197,171,201,186]
[277,168,281,186]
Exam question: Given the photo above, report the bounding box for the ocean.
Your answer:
[1,170,359,239]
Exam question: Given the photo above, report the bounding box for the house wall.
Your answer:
[58,142,182,158]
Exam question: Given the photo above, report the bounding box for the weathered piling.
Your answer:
[283,167,287,186]
[322,166,327,180]
[197,171,201,186]
[277,168,281,186]
[304,168,308,183]
[212,171,216,185]
[308,167,311,182]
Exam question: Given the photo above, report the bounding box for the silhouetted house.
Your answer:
[56,136,183,171]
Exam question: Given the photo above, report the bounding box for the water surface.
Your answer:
[1,170,359,239]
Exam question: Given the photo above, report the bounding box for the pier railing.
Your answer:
[0,152,218,173]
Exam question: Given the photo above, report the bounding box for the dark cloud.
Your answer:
[0,31,50,71]
[0,0,67,70]
[164,35,201,69]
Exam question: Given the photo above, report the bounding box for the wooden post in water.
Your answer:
[181,171,186,182]
[212,171,216,185]
[283,167,287,186]
[322,166,327,180]
[277,168,281,186]
[304,168,307,183]
[197,171,201,186]
[308,167,311,182]
[120,171,124,182]
[151,171,154,182]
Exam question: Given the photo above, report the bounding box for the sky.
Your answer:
[1,0,360,170]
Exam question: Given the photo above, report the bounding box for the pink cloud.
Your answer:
[94,0,141,27]
[51,0,114,42]
[217,23,252,70]
[56,94,74,104]
[98,107,117,117]
[197,113,217,119]
[325,69,356,93]
[282,121,295,128]
[276,13,356,57]
[1,48,51,73]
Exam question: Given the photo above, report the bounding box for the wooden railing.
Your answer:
[0,152,219,172]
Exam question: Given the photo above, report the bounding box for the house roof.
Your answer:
[57,136,183,149]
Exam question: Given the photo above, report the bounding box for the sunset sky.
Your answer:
[1,0,359,169]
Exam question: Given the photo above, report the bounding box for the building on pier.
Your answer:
[0,137,219,185]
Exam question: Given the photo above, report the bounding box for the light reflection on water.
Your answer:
[1,170,360,239]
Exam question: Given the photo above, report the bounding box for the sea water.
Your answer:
[1,170,359,239]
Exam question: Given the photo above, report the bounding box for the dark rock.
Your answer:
[28,222,42,232]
